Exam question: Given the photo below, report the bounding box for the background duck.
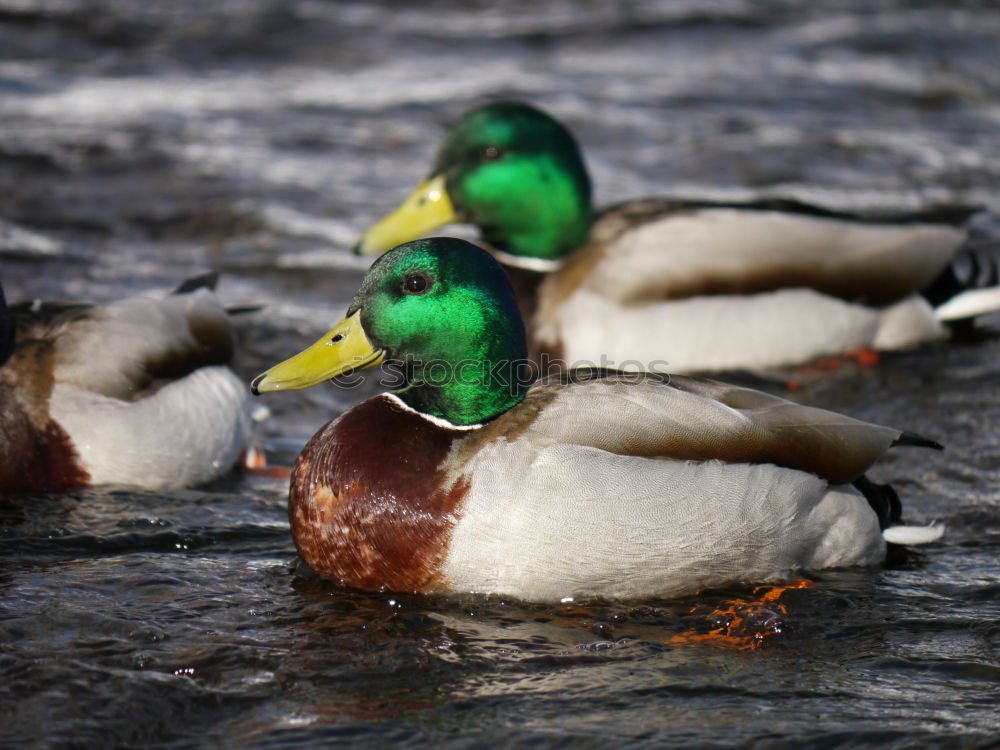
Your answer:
[0,283,13,368]
[0,274,253,492]
[356,101,1000,374]
[253,237,941,602]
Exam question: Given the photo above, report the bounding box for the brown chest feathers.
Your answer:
[0,343,90,492]
[289,395,470,593]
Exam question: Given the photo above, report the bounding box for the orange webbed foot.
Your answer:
[786,348,880,389]
[240,446,293,480]
[665,579,814,651]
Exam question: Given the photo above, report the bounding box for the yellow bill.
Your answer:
[251,311,385,394]
[355,173,458,256]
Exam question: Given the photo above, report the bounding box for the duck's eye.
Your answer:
[481,145,505,162]
[403,273,430,295]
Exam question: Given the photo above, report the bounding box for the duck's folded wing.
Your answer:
[498,373,920,484]
[581,206,966,306]
[49,288,235,400]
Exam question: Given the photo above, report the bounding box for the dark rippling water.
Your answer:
[2,1,999,747]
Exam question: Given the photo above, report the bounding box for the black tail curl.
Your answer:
[921,241,1000,310]
[172,271,219,294]
[852,476,903,531]
[892,431,944,451]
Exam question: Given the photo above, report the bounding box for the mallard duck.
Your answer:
[252,237,942,602]
[355,101,1000,373]
[0,283,13,368]
[0,275,253,492]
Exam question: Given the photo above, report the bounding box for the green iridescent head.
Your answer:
[253,238,529,426]
[356,102,594,265]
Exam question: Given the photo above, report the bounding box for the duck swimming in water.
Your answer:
[1,275,253,492]
[356,101,1000,374]
[253,237,942,602]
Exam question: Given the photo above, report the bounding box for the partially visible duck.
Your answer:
[0,283,13,367]
[356,101,1000,373]
[1,275,253,492]
[253,238,941,602]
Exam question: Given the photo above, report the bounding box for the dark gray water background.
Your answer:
[1,1,999,747]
